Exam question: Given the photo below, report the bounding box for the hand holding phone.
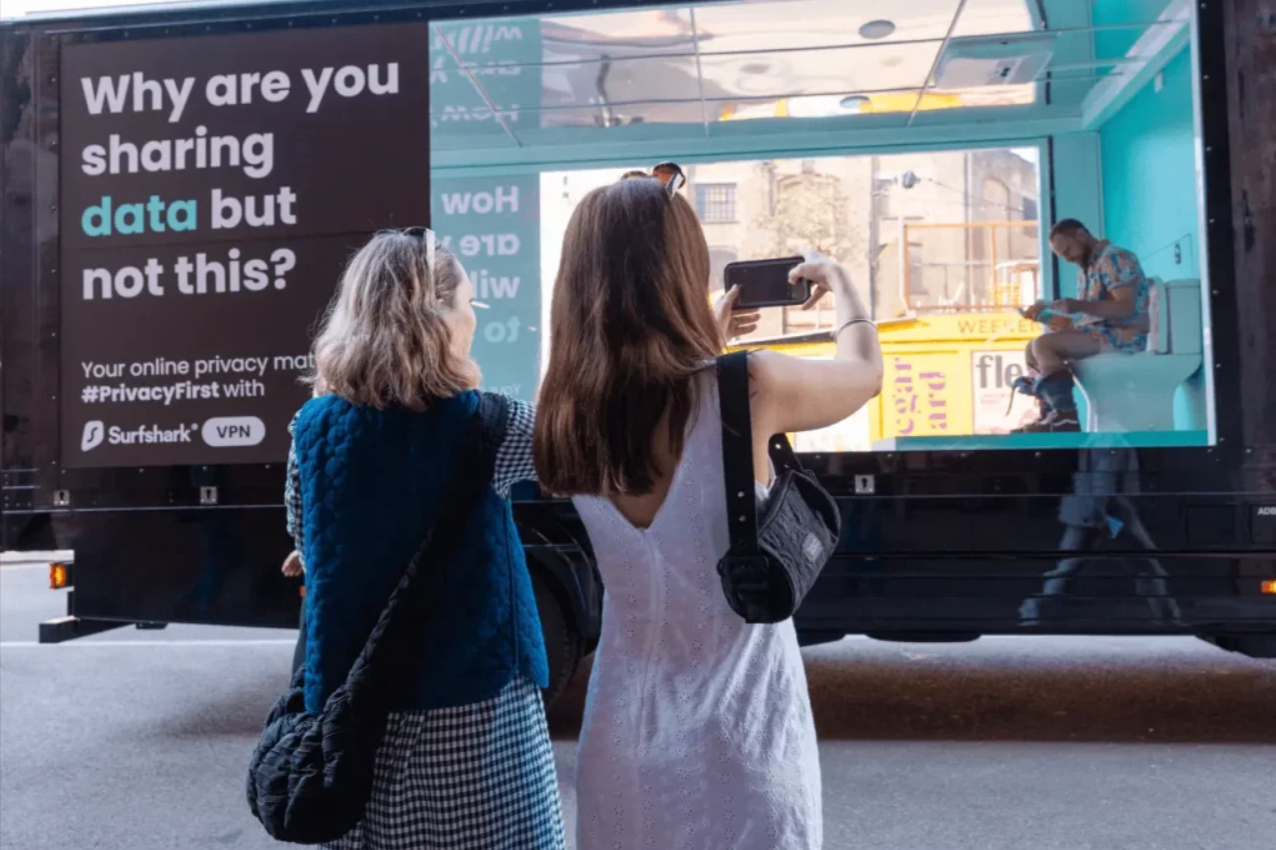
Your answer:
[713,287,762,341]
[724,257,812,309]
[1021,301,1074,332]
[789,252,858,311]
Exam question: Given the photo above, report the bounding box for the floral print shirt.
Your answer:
[1075,241,1150,353]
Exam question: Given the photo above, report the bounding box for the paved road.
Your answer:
[2,562,1273,850]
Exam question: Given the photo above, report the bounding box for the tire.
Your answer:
[533,571,583,708]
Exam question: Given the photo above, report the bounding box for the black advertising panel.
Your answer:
[59,22,432,468]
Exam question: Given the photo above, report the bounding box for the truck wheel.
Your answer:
[533,571,582,708]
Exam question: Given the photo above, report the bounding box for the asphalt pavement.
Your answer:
[2,560,1273,850]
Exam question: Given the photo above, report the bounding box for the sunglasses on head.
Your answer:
[379,226,439,276]
[378,225,434,241]
[384,226,491,309]
[622,162,686,197]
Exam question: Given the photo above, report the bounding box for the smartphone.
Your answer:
[724,257,812,309]
[1020,300,1059,325]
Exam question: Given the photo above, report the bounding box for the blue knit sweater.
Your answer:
[291,391,548,713]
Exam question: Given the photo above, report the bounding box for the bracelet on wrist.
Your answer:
[833,317,877,338]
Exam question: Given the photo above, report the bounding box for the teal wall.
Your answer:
[1099,46,1198,283]
[1092,0,1175,61]
[1050,132,1103,299]
[1098,46,1206,430]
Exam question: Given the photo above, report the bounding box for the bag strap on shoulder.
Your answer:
[716,351,760,557]
[716,353,809,555]
[395,389,510,616]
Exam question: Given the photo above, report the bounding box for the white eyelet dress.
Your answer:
[571,370,822,850]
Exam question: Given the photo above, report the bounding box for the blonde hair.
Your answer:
[309,231,479,409]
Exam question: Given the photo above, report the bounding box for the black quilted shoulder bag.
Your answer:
[715,351,841,624]
[246,392,509,845]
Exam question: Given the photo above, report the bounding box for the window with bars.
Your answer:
[695,183,738,223]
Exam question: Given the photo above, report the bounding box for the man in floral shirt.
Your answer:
[1014,219,1151,433]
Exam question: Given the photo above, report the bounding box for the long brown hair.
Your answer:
[534,177,722,496]
[309,231,479,410]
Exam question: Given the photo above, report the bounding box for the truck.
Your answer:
[3,0,1273,708]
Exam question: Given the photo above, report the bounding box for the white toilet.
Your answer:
[1070,279,1204,433]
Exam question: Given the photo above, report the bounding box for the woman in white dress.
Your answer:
[533,165,883,850]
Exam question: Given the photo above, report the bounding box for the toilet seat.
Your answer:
[1071,352,1202,432]
[1068,279,1204,433]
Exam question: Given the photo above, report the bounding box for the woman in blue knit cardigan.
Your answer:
[282,228,565,850]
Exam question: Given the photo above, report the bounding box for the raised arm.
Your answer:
[748,255,884,438]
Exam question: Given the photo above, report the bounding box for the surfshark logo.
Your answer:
[81,420,105,452]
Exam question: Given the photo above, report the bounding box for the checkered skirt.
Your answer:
[322,675,566,850]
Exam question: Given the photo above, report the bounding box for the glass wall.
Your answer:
[426,0,1213,453]
[535,148,1044,449]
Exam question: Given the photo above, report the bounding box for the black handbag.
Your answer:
[246,392,509,845]
[715,351,841,624]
